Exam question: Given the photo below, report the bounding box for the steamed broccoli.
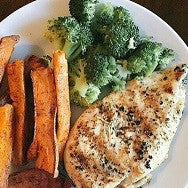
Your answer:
[94,4,140,59]
[113,6,134,24]
[85,51,131,91]
[94,4,134,29]
[95,2,114,26]
[69,59,100,106]
[85,53,117,87]
[103,23,139,59]
[91,3,114,44]
[46,16,93,61]
[157,48,174,70]
[69,0,98,23]
[85,45,107,56]
[127,42,174,77]
[69,52,131,106]
[111,60,131,91]
[45,2,175,107]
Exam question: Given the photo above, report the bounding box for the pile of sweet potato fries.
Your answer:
[0,35,71,187]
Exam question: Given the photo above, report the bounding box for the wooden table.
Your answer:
[0,0,187,44]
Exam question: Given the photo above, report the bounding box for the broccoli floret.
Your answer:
[127,42,170,77]
[85,52,131,91]
[45,16,93,61]
[85,53,117,87]
[96,6,140,59]
[69,0,98,23]
[111,60,131,91]
[95,2,114,26]
[125,36,153,59]
[157,48,175,70]
[113,6,133,24]
[91,3,114,44]
[92,4,140,55]
[102,22,139,59]
[69,59,100,106]
[85,45,107,56]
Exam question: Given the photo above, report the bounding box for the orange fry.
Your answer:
[0,104,14,188]
[7,60,27,166]
[25,55,46,76]
[53,51,70,161]
[27,67,59,177]
[0,35,19,83]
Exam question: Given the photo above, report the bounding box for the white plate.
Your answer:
[0,0,188,187]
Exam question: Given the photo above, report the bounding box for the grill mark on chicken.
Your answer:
[69,122,118,185]
[75,114,127,182]
[65,64,188,188]
[71,102,163,185]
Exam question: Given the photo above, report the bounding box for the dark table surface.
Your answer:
[0,0,187,44]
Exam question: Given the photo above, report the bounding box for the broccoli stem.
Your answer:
[62,40,80,61]
[68,46,83,62]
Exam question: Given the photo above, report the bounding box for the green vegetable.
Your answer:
[85,51,131,91]
[95,4,140,59]
[157,48,175,70]
[103,23,139,59]
[111,60,131,91]
[69,0,98,23]
[85,52,117,87]
[69,59,100,106]
[95,2,114,26]
[69,52,131,106]
[46,16,93,61]
[45,1,175,107]
[91,3,114,44]
[127,42,174,77]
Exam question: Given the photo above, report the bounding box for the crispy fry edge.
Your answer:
[7,60,27,166]
[0,35,20,83]
[27,67,59,178]
[0,104,14,188]
[53,51,71,161]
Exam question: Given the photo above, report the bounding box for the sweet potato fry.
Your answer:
[53,51,70,161]
[0,104,14,188]
[0,35,20,83]
[27,67,59,177]
[8,169,64,188]
[7,60,27,166]
[25,55,46,76]
[24,55,47,159]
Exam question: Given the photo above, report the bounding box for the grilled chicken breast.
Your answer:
[64,64,188,188]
